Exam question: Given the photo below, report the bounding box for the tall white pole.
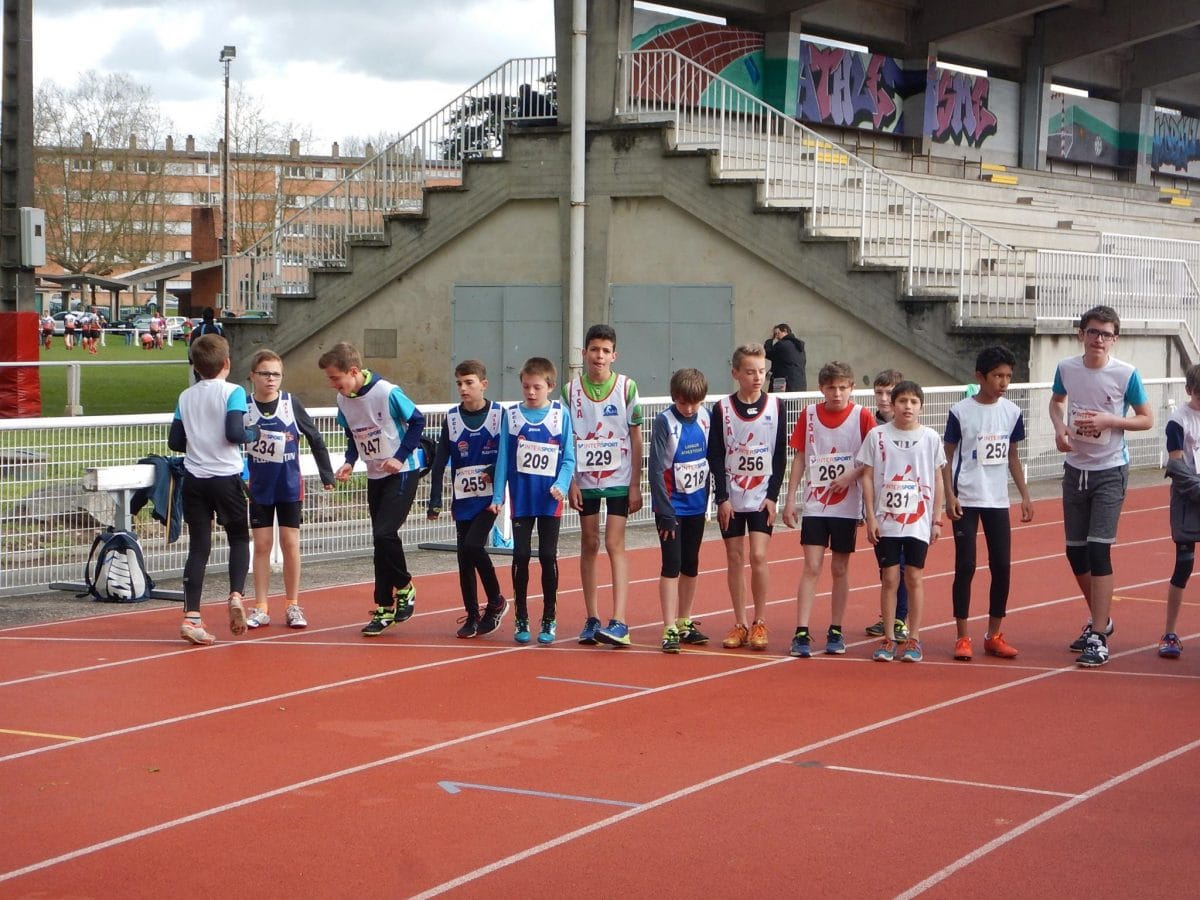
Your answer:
[221,48,233,313]
[567,0,586,382]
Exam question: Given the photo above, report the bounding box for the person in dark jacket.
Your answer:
[764,323,807,392]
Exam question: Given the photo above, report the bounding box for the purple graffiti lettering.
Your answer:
[797,42,908,132]
[924,66,998,147]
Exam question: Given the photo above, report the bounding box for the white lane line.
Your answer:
[0,655,790,885]
[895,736,1200,899]
[537,676,654,691]
[805,764,1078,798]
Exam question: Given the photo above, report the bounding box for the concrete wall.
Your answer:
[1029,333,1187,384]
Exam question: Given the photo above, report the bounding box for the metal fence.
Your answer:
[0,381,1182,597]
[1102,232,1200,284]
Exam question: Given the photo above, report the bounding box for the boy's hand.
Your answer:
[763,498,777,527]
[1054,429,1073,452]
[335,463,353,483]
[782,500,798,529]
[656,514,677,542]
[865,517,880,544]
[627,490,643,514]
[931,521,942,544]
[568,482,583,511]
[831,467,859,492]
[487,502,502,515]
[1020,497,1034,522]
[946,495,963,520]
[550,486,564,502]
[380,457,404,475]
[717,499,732,531]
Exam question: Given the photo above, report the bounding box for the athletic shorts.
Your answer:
[580,494,630,518]
[1062,462,1128,546]
[800,515,858,554]
[182,472,248,530]
[249,499,303,530]
[720,507,774,538]
[874,535,929,569]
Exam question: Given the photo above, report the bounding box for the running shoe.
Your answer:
[954,635,973,661]
[893,620,909,641]
[1076,632,1109,667]
[900,639,923,662]
[514,617,532,644]
[246,608,271,629]
[873,639,896,662]
[865,618,886,637]
[477,597,508,636]
[662,628,681,653]
[722,624,750,649]
[228,593,247,636]
[1158,633,1183,659]
[677,618,709,645]
[824,626,846,655]
[1070,618,1113,653]
[393,583,416,622]
[181,617,215,645]
[362,606,397,636]
[537,619,557,645]
[595,619,631,647]
[285,604,307,628]
[984,633,1018,658]
[790,630,812,658]
[748,620,769,651]
[456,613,479,639]
[578,616,602,645]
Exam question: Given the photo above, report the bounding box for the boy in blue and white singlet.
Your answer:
[1160,362,1200,660]
[491,357,575,646]
[1048,305,1153,668]
[244,349,335,630]
[428,359,508,639]
[649,368,712,653]
[168,334,256,645]
[319,342,427,638]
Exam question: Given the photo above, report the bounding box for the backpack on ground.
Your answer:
[81,528,154,602]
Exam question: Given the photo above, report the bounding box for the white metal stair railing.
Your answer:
[1034,249,1200,360]
[1102,232,1200,284]
[226,56,556,311]
[617,48,1034,327]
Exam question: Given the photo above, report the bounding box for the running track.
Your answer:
[1,485,1196,898]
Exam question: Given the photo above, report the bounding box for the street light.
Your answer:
[219,44,236,313]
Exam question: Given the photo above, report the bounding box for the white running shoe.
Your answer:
[285,603,308,628]
[246,608,271,628]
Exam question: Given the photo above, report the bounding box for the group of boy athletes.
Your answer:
[169,308,1187,667]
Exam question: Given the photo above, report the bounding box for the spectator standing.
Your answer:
[764,323,807,392]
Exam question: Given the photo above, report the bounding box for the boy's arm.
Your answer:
[292,396,336,488]
[647,414,672,518]
[225,386,254,444]
[707,402,729,505]
[627,422,644,513]
[490,421,510,509]
[931,460,945,544]
[168,406,187,453]
[860,463,879,543]
[764,409,789,508]
[388,388,426,463]
[553,413,576,499]
[1007,442,1034,522]
[427,420,452,515]
[942,440,961,520]
[782,450,804,528]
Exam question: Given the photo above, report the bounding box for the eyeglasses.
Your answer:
[254,371,283,379]
[1083,328,1116,342]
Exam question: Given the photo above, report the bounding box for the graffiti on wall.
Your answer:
[795,43,914,131]
[1153,111,1200,174]
[924,66,998,147]
[1045,97,1121,167]
[632,14,766,102]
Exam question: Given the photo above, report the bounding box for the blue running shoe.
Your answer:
[789,631,812,658]
[825,627,846,655]
[514,618,531,644]
[578,616,602,645]
[538,619,557,645]
[595,619,631,647]
[1158,633,1183,659]
[900,639,923,662]
[873,639,895,662]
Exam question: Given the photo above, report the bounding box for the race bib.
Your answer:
[673,458,709,494]
[352,424,388,460]
[976,433,1009,466]
[809,452,853,486]
[1068,406,1107,445]
[879,480,920,516]
[731,447,771,476]
[516,439,560,476]
[453,464,491,499]
[248,429,286,463]
[576,437,621,473]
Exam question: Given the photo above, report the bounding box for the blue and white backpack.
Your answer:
[82,528,154,602]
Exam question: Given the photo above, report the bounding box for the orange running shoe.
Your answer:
[984,633,1019,658]
[953,635,973,660]
[722,623,750,649]
[748,620,769,651]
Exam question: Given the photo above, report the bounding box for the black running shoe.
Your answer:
[393,583,416,622]
[476,597,508,636]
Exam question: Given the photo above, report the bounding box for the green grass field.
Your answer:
[36,338,192,417]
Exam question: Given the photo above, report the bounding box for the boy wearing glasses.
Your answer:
[244,349,336,629]
[1048,305,1154,667]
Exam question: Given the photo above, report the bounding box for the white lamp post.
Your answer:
[219,45,236,312]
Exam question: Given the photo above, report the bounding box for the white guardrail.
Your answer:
[0,381,1183,596]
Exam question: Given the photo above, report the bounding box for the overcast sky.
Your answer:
[32,0,559,152]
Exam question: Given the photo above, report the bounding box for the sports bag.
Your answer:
[82,528,154,602]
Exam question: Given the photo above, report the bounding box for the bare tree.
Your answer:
[34,71,171,274]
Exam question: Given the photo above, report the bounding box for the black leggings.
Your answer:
[951,507,1012,621]
[1171,541,1195,589]
[512,516,560,622]
[659,514,706,579]
[457,511,501,613]
[181,473,250,614]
